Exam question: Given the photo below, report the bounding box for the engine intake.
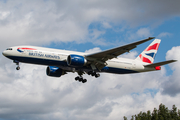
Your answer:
[67,55,87,67]
[46,66,65,77]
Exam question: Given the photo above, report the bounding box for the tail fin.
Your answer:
[135,39,161,64]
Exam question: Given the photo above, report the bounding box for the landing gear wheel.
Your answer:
[91,72,95,76]
[88,71,92,75]
[79,78,83,82]
[75,76,87,83]
[75,76,79,81]
[95,73,100,78]
[88,71,100,78]
[82,79,87,83]
[75,71,88,83]
[16,66,20,70]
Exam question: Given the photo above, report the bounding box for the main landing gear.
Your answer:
[75,71,100,83]
[14,60,20,70]
[75,76,87,83]
[88,71,100,78]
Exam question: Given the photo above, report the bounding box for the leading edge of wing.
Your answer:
[85,37,155,60]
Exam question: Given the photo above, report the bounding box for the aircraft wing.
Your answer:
[85,37,155,70]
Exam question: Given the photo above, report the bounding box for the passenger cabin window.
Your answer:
[6,48,12,50]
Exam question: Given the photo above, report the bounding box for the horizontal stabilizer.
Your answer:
[144,60,177,68]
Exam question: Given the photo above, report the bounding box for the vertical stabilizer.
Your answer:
[135,39,161,64]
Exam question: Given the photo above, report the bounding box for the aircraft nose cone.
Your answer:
[2,51,6,56]
[2,51,5,56]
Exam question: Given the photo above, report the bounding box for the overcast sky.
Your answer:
[0,0,180,120]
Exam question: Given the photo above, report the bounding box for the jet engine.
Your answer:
[67,54,87,67]
[46,66,65,77]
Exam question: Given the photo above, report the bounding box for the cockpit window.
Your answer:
[6,48,13,50]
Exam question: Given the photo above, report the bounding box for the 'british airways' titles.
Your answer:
[29,52,60,59]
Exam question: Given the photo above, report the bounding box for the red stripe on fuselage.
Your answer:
[18,48,37,50]
[145,43,160,51]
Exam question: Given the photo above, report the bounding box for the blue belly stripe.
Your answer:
[6,56,138,74]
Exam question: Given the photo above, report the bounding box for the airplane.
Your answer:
[2,37,176,83]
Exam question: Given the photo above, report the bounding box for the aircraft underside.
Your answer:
[6,55,139,83]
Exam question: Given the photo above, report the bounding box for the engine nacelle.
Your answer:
[67,54,87,67]
[46,66,64,77]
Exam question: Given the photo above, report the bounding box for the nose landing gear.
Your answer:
[16,66,20,70]
[14,60,20,70]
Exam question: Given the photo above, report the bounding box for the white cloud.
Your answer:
[136,28,151,38]
[161,46,180,96]
[157,32,172,38]
[128,27,152,40]
[85,47,102,53]
[0,0,180,49]
[120,51,138,59]
[0,11,10,20]
[89,29,106,40]
[102,22,112,29]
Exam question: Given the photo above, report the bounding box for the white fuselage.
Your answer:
[2,45,156,74]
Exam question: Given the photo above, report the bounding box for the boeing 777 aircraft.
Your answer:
[2,37,176,83]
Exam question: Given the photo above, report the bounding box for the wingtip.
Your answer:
[166,60,178,64]
[172,60,178,62]
[149,37,155,39]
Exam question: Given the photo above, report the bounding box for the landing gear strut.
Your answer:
[14,60,20,70]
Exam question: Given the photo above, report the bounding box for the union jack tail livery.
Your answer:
[136,39,161,64]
